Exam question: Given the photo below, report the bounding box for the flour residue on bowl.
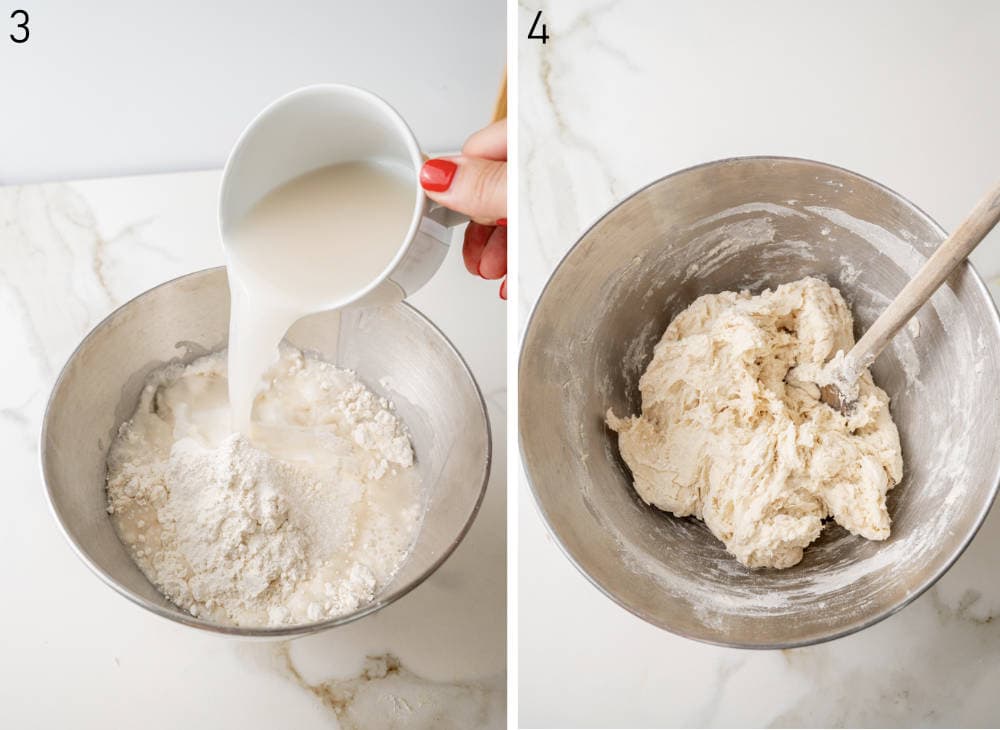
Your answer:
[596,200,981,630]
[683,217,777,280]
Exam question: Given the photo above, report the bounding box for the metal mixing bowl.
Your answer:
[520,157,1000,648]
[42,267,490,637]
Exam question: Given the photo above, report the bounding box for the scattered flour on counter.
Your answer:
[106,346,422,628]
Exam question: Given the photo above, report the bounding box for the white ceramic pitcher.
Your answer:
[219,83,465,308]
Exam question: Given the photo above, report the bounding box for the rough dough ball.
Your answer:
[607,277,903,569]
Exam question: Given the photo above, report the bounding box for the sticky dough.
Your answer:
[607,277,903,569]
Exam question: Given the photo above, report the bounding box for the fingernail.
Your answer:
[420,158,457,192]
[500,279,507,300]
[495,218,507,227]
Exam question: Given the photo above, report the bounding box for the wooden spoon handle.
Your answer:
[491,70,507,122]
[845,179,1000,377]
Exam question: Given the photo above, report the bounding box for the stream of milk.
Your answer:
[223,160,415,433]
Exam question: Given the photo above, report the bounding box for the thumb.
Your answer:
[419,156,506,223]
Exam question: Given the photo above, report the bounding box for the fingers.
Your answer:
[478,225,507,279]
[462,223,507,280]
[462,222,491,275]
[420,155,506,223]
[438,119,508,299]
[462,119,507,161]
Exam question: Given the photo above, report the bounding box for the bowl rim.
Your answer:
[518,154,1000,649]
[40,266,492,638]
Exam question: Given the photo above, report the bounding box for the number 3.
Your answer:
[10,9,29,44]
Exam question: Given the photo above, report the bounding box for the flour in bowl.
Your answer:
[106,346,422,627]
[607,277,903,569]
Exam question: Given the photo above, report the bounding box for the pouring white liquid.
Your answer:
[224,160,416,434]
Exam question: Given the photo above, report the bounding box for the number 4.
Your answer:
[528,10,548,44]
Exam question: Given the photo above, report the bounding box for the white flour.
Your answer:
[106,347,422,627]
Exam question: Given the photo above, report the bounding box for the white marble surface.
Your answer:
[0,0,504,184]
[0,169,506,728]
[518,1,1000,727]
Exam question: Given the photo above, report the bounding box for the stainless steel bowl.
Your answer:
[42,267,490,637]
[520,157,1000,648]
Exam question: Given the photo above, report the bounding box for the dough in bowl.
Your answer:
[607,277,903,569]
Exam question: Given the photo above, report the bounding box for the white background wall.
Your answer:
[0,0,505,184]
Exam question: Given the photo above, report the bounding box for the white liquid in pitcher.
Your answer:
[224,160,416,434]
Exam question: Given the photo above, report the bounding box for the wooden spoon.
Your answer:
[820,179,1000,413]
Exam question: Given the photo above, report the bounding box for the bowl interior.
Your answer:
[43,267,489,636]
[520,157,1000,647]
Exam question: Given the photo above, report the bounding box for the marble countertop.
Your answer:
[518,1,1000,727]
[0,169,506,728]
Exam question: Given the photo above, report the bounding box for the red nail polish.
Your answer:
[500,279,507,300]
[496,218,507,227]
[420,158,457,192]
